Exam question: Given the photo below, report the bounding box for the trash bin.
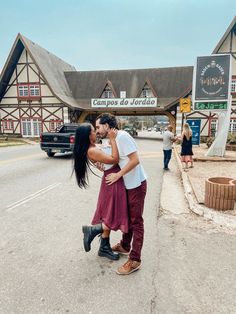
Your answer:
[205,177,236,211]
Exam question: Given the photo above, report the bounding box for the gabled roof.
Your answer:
[0,34,193,112]
[98,80,118,98]
[137,78,158,97]
[212,16,236,53]
[64,66,193,109]
[0,33,81,108]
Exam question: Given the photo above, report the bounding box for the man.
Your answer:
[95,113,147,275]
[162,125,176,170]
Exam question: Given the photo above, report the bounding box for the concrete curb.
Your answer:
[173,145,236,229]
[136,136,162,141]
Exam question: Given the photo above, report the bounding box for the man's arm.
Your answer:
[105,151,139,185]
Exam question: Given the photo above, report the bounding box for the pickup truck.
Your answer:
[40,123,78,157]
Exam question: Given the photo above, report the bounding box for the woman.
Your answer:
[73,123,128,261]
[180,123,194,170]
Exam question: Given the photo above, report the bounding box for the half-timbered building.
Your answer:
[0,34,80,137]
[0,16,236,138]
[0,33,192,137]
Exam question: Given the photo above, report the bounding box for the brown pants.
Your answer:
[121,180,147,262]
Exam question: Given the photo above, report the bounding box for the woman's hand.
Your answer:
[108,128,117,140]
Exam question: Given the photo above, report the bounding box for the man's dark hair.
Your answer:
[96,113,119,129]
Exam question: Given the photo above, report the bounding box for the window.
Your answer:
[49,120,63,131]
[141,87,153,98]
[210,118,236,136]
[231,79,236,93]
[17,84,41,99]
[3,120,14,130]
[230,119,236,133]
[21,118,42,137]
[102,86,114,98]
[210,119,217,137]
[29,85,40,96]
[18,85,29,97]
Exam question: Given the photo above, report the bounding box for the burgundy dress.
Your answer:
[91,165,129,233]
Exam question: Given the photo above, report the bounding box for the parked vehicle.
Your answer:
[40,123,78,157]
[123,127,138,137]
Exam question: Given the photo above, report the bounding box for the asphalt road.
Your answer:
[0,140,163,314]
[1,141,236,314]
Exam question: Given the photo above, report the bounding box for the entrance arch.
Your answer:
[75,108,177,132]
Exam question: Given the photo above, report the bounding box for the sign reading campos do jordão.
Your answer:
[91,98,158,108]
[192,54,231,111]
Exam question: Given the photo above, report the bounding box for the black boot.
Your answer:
[98,237,120,260]
[82,223,103,252]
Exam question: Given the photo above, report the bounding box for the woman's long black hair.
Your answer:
[72,123,93,189]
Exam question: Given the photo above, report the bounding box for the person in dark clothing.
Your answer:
[72,123,128,261]
[180,123,194,170]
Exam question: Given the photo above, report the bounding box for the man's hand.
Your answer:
[105,172,121,185]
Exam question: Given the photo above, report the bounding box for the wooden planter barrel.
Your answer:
[205,177,236,211]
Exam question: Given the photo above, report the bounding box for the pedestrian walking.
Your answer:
[73,123,129,261]
[180,122,194,170]
[162,125,176,170]
[95,113,147,275]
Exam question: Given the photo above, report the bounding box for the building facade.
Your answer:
[0,17,236,137]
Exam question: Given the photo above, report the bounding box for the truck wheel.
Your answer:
[47,151,55,157]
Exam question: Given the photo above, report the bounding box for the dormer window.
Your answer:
[141,85,153,98]
[17,83,41,100]
[102,86,114,98]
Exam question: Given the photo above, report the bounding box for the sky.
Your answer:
[0,0,235,72]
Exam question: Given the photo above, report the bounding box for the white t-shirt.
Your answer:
[163,130,174,150]
[96,143,114,170]
[116,130,147,189]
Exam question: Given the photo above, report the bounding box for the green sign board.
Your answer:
[194,102,227,110]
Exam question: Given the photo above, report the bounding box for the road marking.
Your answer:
[0,153,44,165]
[6,183,62,211]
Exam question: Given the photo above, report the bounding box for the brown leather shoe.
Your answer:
[112,243,129,255]
[116,259,141,275]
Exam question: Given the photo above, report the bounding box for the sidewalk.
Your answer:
[172,143,236,229]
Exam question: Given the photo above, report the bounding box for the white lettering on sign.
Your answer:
[91,98,158,108]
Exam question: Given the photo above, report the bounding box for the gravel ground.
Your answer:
[175,143,236,211]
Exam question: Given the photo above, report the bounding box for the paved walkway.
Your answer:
[173,143,236,228]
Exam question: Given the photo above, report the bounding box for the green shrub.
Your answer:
[227,133,236,145]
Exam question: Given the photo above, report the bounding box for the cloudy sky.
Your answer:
[0,0,235,72]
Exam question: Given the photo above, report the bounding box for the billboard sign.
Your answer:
[192,54,231,110]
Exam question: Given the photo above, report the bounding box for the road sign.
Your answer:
[180,98,191,112]
[186,119,201,145]
[194,102,227,111]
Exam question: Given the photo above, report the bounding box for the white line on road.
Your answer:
[6,183,62,211]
